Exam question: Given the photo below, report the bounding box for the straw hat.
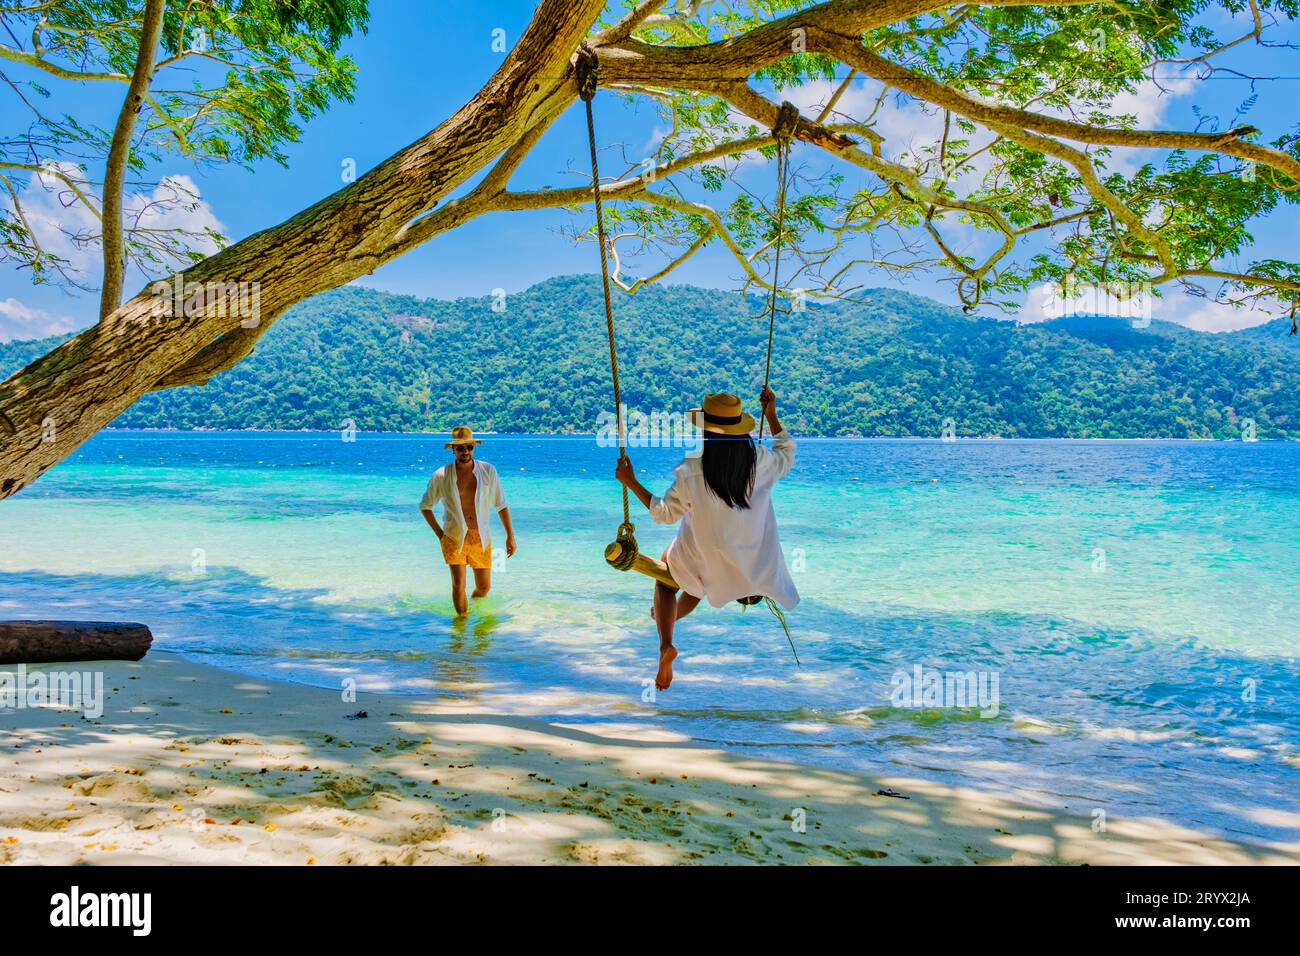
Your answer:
[687,393,756,435]
[444,425,484,448]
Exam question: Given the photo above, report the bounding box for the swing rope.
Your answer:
[577,47,801,663]
[759,101,800,441]
[576,42,637,569]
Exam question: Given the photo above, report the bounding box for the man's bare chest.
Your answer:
[455,469,478,510]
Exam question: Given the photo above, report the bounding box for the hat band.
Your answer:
[703,411,742,426]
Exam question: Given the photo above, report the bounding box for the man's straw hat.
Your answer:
[445,425,484,449]
[687,393,756,436]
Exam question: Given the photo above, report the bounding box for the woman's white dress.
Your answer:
[648,430,799,609]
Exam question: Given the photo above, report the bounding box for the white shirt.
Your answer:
[418,460,507,548]
[648,430,799,609]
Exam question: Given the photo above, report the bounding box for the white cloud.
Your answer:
[1019,283,1065,324]
[641,124,672,158]
[5,165,225,284]
[1083,77,1199,175]
[19,162,102,276]
[1019,281,1283,331]
[786,72,1200,178]
[783,72,1199,174]
[1,169,225,341]
[0,298,87,343]
[1019,281,1153,325]
[1106,76,1198,130]
[126,174,224,256]
[1164,294,1283,333]
[781,79,878,126]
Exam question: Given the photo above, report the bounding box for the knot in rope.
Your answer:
[773,100,801,148]
[608,521,639,571]
[575,41,599,103]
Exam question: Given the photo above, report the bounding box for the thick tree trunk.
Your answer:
[0,0,605,500]
[0,621,153,664]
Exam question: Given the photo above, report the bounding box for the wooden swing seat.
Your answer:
[604,533,763,607]
[604,534,677,588]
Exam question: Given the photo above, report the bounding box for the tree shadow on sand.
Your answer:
[1,566,1298,863]
[2,653,1297,865]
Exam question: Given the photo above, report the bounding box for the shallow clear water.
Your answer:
[2,432,1298,844]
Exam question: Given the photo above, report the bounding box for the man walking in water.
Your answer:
[420,426,516,616]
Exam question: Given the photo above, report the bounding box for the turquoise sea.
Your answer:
[2,432,1298,844]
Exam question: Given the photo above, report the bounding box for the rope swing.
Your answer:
[577,43,804,668]
[759,100,800,440]
[576,42,677,588]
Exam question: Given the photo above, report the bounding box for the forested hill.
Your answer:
[2,275,1296,437]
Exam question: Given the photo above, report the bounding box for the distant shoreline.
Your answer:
[95,427,1288,442]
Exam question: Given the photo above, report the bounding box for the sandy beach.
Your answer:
[1,652,1295,865]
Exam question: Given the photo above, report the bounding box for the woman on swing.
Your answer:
[615,385,799,690]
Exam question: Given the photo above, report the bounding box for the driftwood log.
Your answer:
[0,621,153,664]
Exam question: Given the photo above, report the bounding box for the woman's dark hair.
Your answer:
[701,432,756,509]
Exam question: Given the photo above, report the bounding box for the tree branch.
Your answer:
[593,0,671,45]
[151,323,265,390]
[811,30,1300,186]
[0,42,130,82]
[99,0,165,322]
[610,225,714,293]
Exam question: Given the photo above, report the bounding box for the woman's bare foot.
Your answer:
[655,645,678,691]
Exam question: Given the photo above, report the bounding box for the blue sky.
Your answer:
[2,0,1298,341]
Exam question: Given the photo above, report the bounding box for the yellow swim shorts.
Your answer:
[441,528,491,570]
